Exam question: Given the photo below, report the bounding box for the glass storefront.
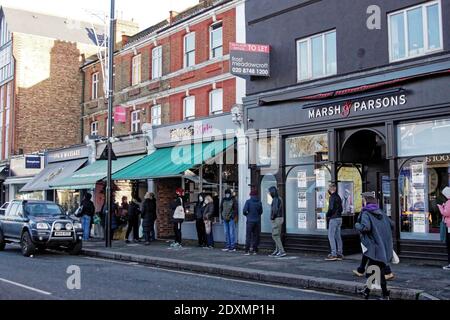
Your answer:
[56,190,81,215]
[15,184,44,201]
[398,119,450,240]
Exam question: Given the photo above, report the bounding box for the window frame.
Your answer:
[152,46,163,79]
[131,110,141,133]
[183,96,196,120]
[209,22,223,60]
[184,32,196,68]
[90,121,99,136]
[91,72,99,100]
[296,30,337,82]
[151,105,162,126]
[131,54,142,86]
[388,0,443,63]
[209,89,223,115]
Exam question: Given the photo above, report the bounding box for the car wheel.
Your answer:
[68,241,82,256]
[21,232,36,257]
[0,229,5,251]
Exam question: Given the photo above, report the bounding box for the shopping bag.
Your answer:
[392,250,400,265]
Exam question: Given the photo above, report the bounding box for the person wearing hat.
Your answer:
[170,188,185,248]
[243,189,263,255]
[437,186,450,270]
[356,191,394,300]
[325,184,344,261]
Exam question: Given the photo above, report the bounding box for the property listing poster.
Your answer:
[297,170,307,188]
[315,169,326,188]
[411,163,425,185]
[317,212,327,230]
[298,191,307,209]
[298,211,307,229]
[413,213,426,233]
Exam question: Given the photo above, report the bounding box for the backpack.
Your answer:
[221,199,234,222]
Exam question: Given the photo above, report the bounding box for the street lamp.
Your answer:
[105,0,116,248]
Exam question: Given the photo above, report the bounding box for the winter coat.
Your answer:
[128,201,141,219]
[243,196,263,223]
[221,197,237,222]
[80,199,95,217]
[170,196,185,223]
[202,196,215,221]
[142,198,157,226]
[355,204,394,264]
[269,187,283,220]
[194,202,204,220]
[326,192,343,220]
[438,199,450,228]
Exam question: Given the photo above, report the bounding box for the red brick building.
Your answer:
[81,0,248,240]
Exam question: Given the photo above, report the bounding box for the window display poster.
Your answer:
[298,211,307,229]
[316,191,326,209]
[338,181,354,216]
[411,188,426,212]
[411,163,425,185]
[317,212,327,230]
[297,170,307,188]
[298,191,307,209]
[315,169,326,188]
[413,213,426,233]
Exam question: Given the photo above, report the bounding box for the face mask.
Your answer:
[225,194,231,199]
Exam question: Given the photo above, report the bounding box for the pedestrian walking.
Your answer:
[194,193,207,247]
[203,195,215,248]
[221,189,238,252]
[142,192,157,245]
[243,189,263,256]
[437,186,450,270]
[268,186,286,258]
[79,193,95,241]
[125,198,141,243]
[170,188,185,248]
[356,192,394,300]
[325,184,344,261]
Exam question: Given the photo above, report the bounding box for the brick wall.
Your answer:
[13,33,91,154]
[156,178,181,238]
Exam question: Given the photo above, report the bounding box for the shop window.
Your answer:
[399,157,448,241]
[184,32,196,68]
[398,119,450,157]
[183,96,195,120]
[151,105,161,126]
[210,22,223,59]
[337,166,363,230]
[209,89,223,115]
[131,110,141,133]
[152,46,162,79]
[91,72,99,100]
[297,30,336,82]
[388,0,442,62]
[285,133,328,165]
[57,190,81,215]
[285,164,331,234]
[132,55,141,86]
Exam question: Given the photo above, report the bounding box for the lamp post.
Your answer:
[105,0,116,248]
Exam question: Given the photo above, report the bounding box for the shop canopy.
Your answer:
[50,155,144,190]
[20,159,87,192]
[112,139,235,181]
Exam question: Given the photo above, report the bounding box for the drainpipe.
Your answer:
[80,67,86,144]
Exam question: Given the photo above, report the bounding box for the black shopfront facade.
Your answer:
[244,59,450,261]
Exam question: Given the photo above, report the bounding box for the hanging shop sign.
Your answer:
[25,156,42,169]
[306,92,407,120]
[230,42,270,77]
[114,106,127,123]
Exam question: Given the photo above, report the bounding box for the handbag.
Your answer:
[173,198,185,220]
[204,220,212,235]
[392,250,400,265]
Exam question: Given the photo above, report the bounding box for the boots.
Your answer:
[358,287,371,300]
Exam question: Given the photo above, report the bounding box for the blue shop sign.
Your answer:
[25,156,41,169]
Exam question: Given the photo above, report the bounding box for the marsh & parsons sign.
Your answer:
[307,93,407,120]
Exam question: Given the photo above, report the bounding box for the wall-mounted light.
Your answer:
[185,26,190,33]
[212,13,217,22]
[185,89,190,97]
[212,83,217,90]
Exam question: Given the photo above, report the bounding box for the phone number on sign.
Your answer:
[232,67,269,76]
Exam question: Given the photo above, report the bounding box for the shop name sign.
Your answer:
[230,42,270,77]
[170,123,213,142]
[48,147,88,163]
[25,156,41,169]
[307,93,407,120]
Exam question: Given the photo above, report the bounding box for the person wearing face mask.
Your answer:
[194,193,207,247]
[221,189,238,252]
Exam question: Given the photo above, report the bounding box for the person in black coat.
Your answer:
[125,198,141,243]
[194,193,207,247]
[142,192,157,245]
[170,188,185,247]
[80,193,95,241]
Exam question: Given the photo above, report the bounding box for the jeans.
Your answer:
[245,221,261,253]
[271,217,285,254]
[328,218,343,256]
[223,219,236,250]
[81,215,91,241]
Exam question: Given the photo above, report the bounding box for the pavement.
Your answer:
[81,239,450,300]
[0,246,351,300]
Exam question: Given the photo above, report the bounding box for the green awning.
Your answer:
[112,139,235,181]
[50,155,144,189]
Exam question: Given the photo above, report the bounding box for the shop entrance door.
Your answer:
[339,128,389,223]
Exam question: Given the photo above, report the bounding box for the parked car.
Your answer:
[0,202,9,216]
[0,200,83,257]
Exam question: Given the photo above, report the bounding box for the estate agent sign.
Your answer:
[230,42,270,77]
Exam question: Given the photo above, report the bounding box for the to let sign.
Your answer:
[114,106,127,123]
[229,42,270,77]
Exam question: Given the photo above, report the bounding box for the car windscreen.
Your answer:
[24,203,64,217]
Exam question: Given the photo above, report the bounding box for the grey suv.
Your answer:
[0,200,83,257]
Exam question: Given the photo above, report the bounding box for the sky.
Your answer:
[0,0,199,30]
